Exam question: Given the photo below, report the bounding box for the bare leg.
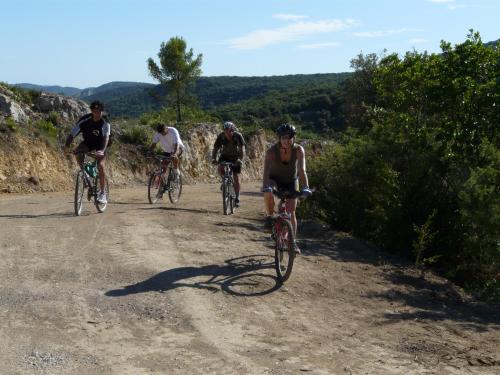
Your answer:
[264,192,275,216]
[285,199,298,236]
[233,173,240,194]
[97,158,106,192]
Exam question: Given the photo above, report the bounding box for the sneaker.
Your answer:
[97,191,107,204]
[234,197,240,207]
[264,215,274,229]
[292,241,301,255]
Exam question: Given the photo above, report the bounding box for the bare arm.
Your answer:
[100,136,109,152]
[262,148,273,188]
[212,134,222,161]
[296,145,309,189]
[239,145,246,161]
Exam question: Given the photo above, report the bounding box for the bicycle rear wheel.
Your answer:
[148,171,163,204]
[168,171,182,204]
[74,171,85,216]
[274,218,295,282]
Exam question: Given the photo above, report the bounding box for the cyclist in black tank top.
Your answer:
[262,124,312,253]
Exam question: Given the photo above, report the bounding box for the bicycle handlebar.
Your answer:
[272,189,305,200]
[73,151,99,158]
[219,161,238,167]
[146,155,174,162]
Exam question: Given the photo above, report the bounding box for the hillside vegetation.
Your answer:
[302,31,499,299]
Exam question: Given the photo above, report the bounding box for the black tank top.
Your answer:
[269,143,298,184]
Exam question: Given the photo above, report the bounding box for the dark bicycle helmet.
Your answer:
[223,121,235,131]
[276,123,296,137]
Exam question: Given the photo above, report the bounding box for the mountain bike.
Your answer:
[219,161,237,215]
[74,152,110,216]
[271,189,304,283]
[147,155,182,204]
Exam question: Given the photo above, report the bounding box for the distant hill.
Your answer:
[484,38,499,48]
[14,83,82,96]
[76,73,351,117]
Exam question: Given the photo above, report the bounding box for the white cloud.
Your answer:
[410,38,428,44]
[299,42,340,49]
[272,14,308,21]
[227,19,358,50]
[353,28,421,38]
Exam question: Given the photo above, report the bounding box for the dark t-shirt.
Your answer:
[213,131,246,161]
[71,114,111,149]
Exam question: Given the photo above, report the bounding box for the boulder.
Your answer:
[0,94,29,123]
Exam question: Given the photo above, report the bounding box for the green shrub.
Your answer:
[121,125,152,146]
[5,117,18,132]
[47,111,60,126]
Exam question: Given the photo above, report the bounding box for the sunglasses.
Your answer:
[280,135,293,140]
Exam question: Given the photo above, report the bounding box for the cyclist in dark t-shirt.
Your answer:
[211,121,246,207]
[64,100,111,204]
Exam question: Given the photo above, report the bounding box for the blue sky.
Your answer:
[1,0,498,88]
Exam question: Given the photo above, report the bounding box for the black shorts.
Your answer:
[269,178,299,194]
[219,157,241,174]
[75,141,105,154]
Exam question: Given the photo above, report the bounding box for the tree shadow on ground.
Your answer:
[366,271,500,329]
[240,191,263,198]
[105,254,281,298]
[213,219,264,234]
[298,220,500,330]
[139,206,219,214]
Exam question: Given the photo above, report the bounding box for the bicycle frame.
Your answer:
[147,155,182,204]
[73,152,108,215]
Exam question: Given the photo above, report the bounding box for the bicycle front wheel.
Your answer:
[74,171,85,216]
[148,171,163,204]
[228,180,235,214]
[222,179,230,215]
[274,218,295,283]
[168,171,182,204]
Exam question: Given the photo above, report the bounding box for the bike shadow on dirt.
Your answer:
[0,212,74,219]
[297,222,500,329]
[105,255,283,298]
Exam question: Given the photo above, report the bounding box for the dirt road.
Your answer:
[0,182,498,374]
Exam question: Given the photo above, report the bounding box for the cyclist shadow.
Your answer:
[105,255,282,298]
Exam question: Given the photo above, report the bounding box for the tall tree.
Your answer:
[147,36,203,122]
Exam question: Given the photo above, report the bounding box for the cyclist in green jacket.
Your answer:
[212,121,246,207]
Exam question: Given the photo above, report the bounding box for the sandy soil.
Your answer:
[0,182,498,374]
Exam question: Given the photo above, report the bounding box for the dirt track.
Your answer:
[0,182,498,374]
